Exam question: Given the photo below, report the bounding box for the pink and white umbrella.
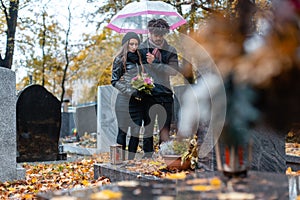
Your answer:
[107,0,187,34]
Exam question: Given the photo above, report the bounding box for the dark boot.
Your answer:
[116,128,127,160]
[143,136,153,158]
[116,128,127,150]
[128,136,139,160]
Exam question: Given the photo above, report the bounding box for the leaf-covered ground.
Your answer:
[286,129,300,144]
[0,153,111,199]
[286,143,300,157]
[286,129,300,158]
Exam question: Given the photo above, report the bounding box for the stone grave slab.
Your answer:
[62,144,97,156]
[249,126,287,173]
[94,163,160,182]
[16,84,61,162]
[37,170,289,200]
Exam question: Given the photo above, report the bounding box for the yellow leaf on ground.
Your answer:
[192,185,215,191]
[31,177,38,184]
[286,167,292,174]
[210,177,222,186]
[8,187,16,191]
[165,172,186,180]
[81,180,90,186]
[90,190,122,200]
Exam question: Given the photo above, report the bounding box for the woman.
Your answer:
[111,32,145,160]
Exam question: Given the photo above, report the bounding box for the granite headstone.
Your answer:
[0,68,25,182]
[16,84,61,162]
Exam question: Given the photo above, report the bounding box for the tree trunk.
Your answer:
[0,0,19,69]
[60,5,71,103]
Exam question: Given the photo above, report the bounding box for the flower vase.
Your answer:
[163,155,191,170]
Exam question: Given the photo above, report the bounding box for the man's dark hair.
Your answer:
[148,18,170,35]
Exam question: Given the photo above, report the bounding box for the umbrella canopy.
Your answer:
[107,0,186,34]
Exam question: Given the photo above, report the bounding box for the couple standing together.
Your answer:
[111,18,179,160]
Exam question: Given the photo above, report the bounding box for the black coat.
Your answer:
[111,54,144,119]
[139,39,179,102]
[111,56,141,97]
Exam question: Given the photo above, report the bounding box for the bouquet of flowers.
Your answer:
[131,73,155,95]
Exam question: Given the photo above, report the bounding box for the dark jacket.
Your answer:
[111,56,140,97]
[139,39,179,101]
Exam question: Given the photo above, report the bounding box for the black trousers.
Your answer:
[116,93,173,159]
[130,95,173,156]
[115,94,143,159]
[142,96,173,145]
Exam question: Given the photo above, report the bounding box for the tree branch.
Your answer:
[0,0,8,19]
[60,3,71,103]
[175,0,220,14]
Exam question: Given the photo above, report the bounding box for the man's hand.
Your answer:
[146,52,155,64]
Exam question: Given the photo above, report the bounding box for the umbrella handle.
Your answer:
[147,39,149,52]
[136,63,145,74]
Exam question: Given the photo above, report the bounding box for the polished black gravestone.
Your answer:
[16,84,61,162]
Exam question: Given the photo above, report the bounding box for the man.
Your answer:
[139,18,179,157]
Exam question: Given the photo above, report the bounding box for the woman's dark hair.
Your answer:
[148,18,170,35]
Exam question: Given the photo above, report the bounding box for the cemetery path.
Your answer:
[0,153,111,199]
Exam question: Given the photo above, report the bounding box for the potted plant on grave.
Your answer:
[158,135,198,170]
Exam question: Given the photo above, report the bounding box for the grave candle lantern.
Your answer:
[110,144,123,164]
[215,74,258,178]
[215,139,252,178]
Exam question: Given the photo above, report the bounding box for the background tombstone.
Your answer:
[0,68,25,182]
[60,99,76,138]
[60,111,76,138]
[97,85,119,152]
[75,103,97,138]
[16,84,61,162]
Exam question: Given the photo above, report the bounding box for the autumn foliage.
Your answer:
[0,154,111,199]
